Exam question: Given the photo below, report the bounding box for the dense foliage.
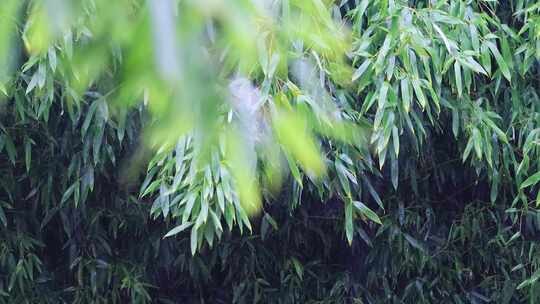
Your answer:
[2,0,540,302]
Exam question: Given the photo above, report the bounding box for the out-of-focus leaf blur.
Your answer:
[0,0,360,253]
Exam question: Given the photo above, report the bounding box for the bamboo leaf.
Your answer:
[485,41,511,82]
[164,222,193,238]
[521,171,540,189]
[352,201,382,225]
[352,58,371,82]
[454,61,462,97]
[345,201,353,245]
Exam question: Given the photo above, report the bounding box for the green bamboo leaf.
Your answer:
[0,205,6,227]
[24,137,31,172]
[400,77,411,112]
[485,41,511,82]
[480,43,492,75]
[403,233,427,253]
[216,184,225,213]
[238,207,252,233]
[182,195,197,223]
[357,0,369,18]
[285,151,302,187]
[264,213,278,230]
[40,206,60,229]
[48,46,57,72]
[375,35,392,73]
[291,257,303,280]
[141,180,161,198]
[61,182,78,204]
[454,61,462,97]
[433,23,455,54]
[351,58,371,82]
[364,179,384,210]
[392,126,399,156]
[520,171,540,189]
[470,23,479,52]
[345,201,353,245]
[517,270,540,290]
[482,117,508,143]
[224,203,235,231]
[196,199,209,228]
[501,36,513,69]
[457,56,487,75]
[412,79,427,109]
[373,82,389,130]
[190,227,198,255]
[210,210,223,233]
[452,107,459,138]
[163,222,193,238]
[26,72,39,95]
[462,137,473,162]
[352,201,382,225]
[472,128,482,160]
[336,162,351,197]
[4,134,16,165]
[37,62,46,89]
[0,83,6,96]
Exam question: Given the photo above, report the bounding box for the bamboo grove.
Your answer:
[1,0,540,302]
